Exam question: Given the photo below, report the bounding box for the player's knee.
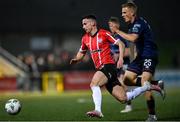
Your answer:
[141,76,148,82]
[141,72,152,82]
[90,81,98,87]
[120,97,127,103]
[112,91,127,103]
[144,91,153,100]
[123,75,135,85]
[117,96,127,103]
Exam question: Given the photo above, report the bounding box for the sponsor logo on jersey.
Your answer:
[98,38,103,43]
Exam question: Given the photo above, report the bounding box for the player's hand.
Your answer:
[117,58,123,69]
[70,58,79,65]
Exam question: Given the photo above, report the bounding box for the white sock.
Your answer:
[91,86,102,112]
[126,85,149,101]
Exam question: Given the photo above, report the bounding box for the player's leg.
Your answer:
[119,58,141,113]
[110,80,152,103]
[120,101,132,113]
[86,71,108,118]
[134,77,165,101]
[120,57,164,119]
[122,70,137,86]
[122,55,142,86]
[123,56,165,96]
[136,76,159,85]
[141,71,157,121]
[134,76,164,91]
[110,80,163,109]
[118,71,133,113]
[105,67,152,103]
[140,57,160,121]
[132,57,165,99]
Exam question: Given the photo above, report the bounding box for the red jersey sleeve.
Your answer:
[79,36,88,54]
[105,31,119,44]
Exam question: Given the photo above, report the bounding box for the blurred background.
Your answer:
[0,0,179,93]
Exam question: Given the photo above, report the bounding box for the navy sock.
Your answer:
[147,96,156,115]
[127,100,131,105]
[135,77,159,86]
[151,80,159,85]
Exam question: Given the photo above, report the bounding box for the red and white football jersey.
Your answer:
[79,29,119,69]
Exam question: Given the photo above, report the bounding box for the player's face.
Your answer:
[108,21,119,33]
[82,19,94,33]
[122,7,134,23]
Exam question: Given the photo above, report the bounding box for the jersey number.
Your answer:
[144,59,152,68]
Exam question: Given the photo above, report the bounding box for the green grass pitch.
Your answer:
[0,87,180,121]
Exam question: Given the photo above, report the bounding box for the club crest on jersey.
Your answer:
[98,38,103,43]
[132,24,141,33]
[134,24,141,28]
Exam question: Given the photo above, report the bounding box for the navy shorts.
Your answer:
[127,56,158,75]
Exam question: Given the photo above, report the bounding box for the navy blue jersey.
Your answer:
[128,17,158,58]
[110,33,129,53]
[110,33,130,64]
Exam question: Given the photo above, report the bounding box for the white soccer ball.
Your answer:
[5,99,21,115]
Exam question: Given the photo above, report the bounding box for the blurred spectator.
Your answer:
[24,53,41,91]
[59,50,71,71]
[17,50,96,73]
[16,54,29,91]
[17,54,25,63]
[36,54,46,72]
[44,53,58,71]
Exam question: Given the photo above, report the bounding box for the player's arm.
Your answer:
[70,52,85,65]
[70,37,87,65]
[109,23,139,42]
[120,38,130,58]
[115,40,125,68]
[115,30,138,42]
[124,47,130,57]
[106,32,125,68]
[128,43,136,61]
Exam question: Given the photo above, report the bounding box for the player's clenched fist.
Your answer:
[70,58,79,65]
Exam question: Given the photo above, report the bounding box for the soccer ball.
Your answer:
[5,99,21,115]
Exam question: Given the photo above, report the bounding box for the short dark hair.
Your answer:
[82,14,97,21]
[122,2,137,14]
[108,16,120,24]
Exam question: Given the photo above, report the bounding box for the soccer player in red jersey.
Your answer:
[70,14,163,118]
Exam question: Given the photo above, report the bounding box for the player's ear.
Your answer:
[130,12,134,16]
[116,23,120,28]
[93,21,96,26]
[132,13,135,16]
[130,9,135,16]
[90,21,95,26]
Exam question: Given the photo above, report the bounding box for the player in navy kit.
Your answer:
[110,2,165,121]
[108,16,133,113]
